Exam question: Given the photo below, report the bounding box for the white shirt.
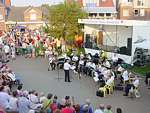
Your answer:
[0,37,3,44]
[80,54,84,59]
[3,45,10,53]
[39,96,47,103]
[106,76,114,86]
[94,109,104,113]
[101,67,107,73]
[49,56,55,63]
[9,97,18,110]
[22,43,27,48]
[72,56,78,62]
[122,70,129,81]
[86,62,91,67]
[79,60,84,65]
[0,92,10,109]
[118,66,124,72]
[28,94,39,104]
[90,63,96,70]
[112,55,118,62]
[133,79,140,88]
[105,61,111,68]
[64,62,71,70]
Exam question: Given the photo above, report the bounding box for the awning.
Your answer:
[134,41,150,49]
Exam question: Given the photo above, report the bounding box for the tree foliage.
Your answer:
[46,0,87,43]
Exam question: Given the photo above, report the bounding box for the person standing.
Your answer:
[64,59,72,82]
[116,108,122,113]
[17,91,31,113]
[3,43,10,61]
[61,102,75,113]
[80,99,93,113]
[94,104,104,113]
[11,44,16,60]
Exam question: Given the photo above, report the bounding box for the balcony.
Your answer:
[120,3,133,7]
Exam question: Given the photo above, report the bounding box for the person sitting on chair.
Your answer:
[122,69,129,84]
[48,54,56,71]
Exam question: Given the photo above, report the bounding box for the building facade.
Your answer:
[118,0,150,20]
[0,0,11,31]
[6,6,47,30]
[24,7,42,22]
[67,0,117,19]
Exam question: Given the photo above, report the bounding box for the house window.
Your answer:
[99,13,104,17]
[128,0,133,2]
[106,13,111,16]
[123,9,129,16]
[30,14,37,21]
[134,9,139,16]
[89,13,97,17]
[137,0,144,6]
[140,9,145,16]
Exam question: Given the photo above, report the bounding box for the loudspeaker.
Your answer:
[127,38,132,55]
[85,34,92,48]
[85,34,91,43]
[119,46,127,54]
[126,48,132,56]
[127,38,132,49]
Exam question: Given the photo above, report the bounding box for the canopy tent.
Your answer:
[133,41,150,50]
[15,25,26,29]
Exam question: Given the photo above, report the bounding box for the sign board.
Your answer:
[78,19,150,26]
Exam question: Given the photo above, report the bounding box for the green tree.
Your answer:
[46,0,87,44]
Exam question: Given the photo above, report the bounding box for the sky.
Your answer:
[11,0,64,6]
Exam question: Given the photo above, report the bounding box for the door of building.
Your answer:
[98,31,103,46]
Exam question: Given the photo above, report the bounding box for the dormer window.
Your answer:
[30,13,36,21]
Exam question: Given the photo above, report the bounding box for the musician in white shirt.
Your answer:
[122,70,129,83]
[106,75,114,86]
[64,59,72,82]
[48,55,56,71]
[133,77,140,88]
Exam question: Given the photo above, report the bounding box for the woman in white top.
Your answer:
[9,91,18,111]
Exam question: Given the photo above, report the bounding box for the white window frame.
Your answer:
[140,9,145,16]
[123,9,129,17]
[30,13,37,21]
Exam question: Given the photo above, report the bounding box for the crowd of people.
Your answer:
[0,28,65,63]
[0,81,123,113]
[0,28,142,113]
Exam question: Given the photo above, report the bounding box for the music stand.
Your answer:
[55,63,64,81]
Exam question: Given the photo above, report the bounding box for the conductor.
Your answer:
[64,59,72,82]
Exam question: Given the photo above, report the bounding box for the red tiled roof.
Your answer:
[99,0,114,7]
